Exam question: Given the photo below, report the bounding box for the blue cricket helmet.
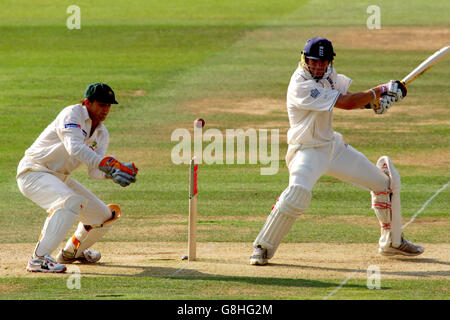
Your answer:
[302,37,335,61]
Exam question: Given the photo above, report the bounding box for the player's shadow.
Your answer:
[77,263,365,289]
[274,257,450,278]
[392,257,450,266]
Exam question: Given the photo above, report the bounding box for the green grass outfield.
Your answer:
[0,0,449,302]
[0,277,448,300]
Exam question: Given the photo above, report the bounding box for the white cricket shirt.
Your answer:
[17,104,109,181]
[287,65,352,146]
[285,65,352,166]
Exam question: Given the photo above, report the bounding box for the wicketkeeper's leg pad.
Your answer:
[371,156,403,249]
[34,195,84,257]
[63,204,121,258]
[253,184,311,259]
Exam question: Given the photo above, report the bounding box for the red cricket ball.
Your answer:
[194,118,205,128]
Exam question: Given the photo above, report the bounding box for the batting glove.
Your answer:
[372,95,396,114]
[378,80,407,102]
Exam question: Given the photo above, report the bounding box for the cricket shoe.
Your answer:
[250,245,268,265]
[26,254,67,273]
[56,249,101,264]
[379,235,424,257]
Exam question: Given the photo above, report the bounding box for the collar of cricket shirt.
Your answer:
[80,104,107,136]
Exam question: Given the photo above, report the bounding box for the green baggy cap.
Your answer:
[84,83,118,104]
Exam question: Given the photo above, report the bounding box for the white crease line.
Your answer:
[170,244,214,277]
[171,262,190,277]
[403,180,449,229]
[322,180,449,299]
[323,267,363,300]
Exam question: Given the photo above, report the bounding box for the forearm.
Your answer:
[63,136,103,168]
[335,87,383,110]
[88,167,108,180]
[88,147,108,180]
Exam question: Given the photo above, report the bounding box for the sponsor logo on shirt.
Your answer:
[310,88,320,98]
[64,123,87,137]
[326,76,335,90]
[65,123,81,129]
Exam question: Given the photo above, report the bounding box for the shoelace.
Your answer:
[43,255,58,264]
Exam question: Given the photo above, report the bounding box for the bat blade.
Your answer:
[401,46,450,86]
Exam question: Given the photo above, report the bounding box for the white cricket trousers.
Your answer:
[17,171,112,226]
[288,133,389,192]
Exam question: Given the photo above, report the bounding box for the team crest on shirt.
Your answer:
[310,88,320,98]
[89,141,98,151]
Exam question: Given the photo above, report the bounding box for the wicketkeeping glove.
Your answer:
[99,156,139,187]
[111,170,136,187]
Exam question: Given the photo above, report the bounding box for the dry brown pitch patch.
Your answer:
[392,149,450,167]
[119,89,148,97]
[1,242,448,280]
[243,26,450,52]
[184,97,285,116]
[328,26,450,51]
[0,282,24,294]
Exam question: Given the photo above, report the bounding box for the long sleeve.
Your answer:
[57,109,103,169]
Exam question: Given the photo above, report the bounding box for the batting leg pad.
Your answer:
[371,156,403,249]
[63,204,121,258]
[34,195,83,257]
[253,185,311,259]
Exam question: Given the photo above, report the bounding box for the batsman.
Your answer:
[250,37,424,265]
[17,83,138,273]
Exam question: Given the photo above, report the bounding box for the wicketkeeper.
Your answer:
[250,37,424,265]
[17,83,138,273]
